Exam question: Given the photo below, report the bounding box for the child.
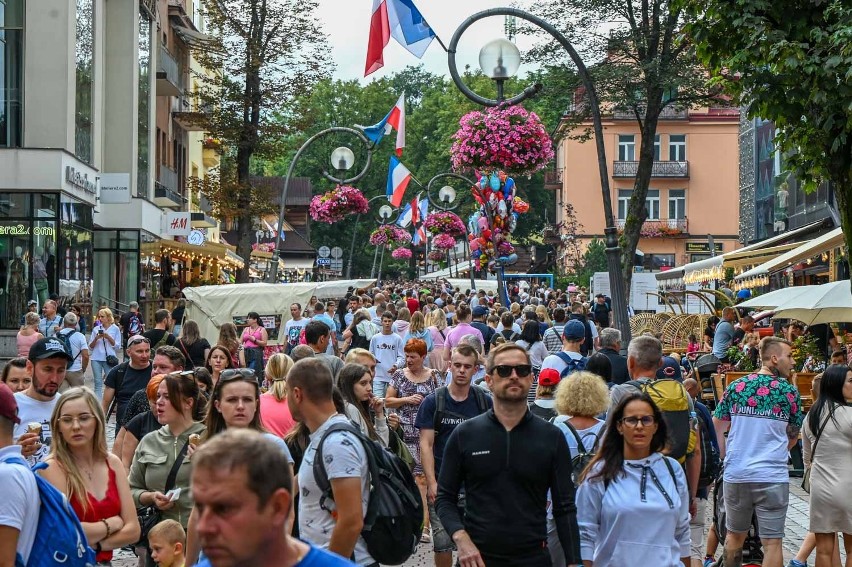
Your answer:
[686,334,700,354]
[148,519,186,567]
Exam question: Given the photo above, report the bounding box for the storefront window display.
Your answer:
[93,229,140,308]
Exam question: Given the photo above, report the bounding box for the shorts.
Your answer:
[689,497,708,559]
[428,500,455,553]
[723,481,788,540]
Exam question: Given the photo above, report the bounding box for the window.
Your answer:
[669,134,686,161]
[644,254,676,271]
[668,189,686,220]
[75,0,94,163]
[618,135,635,161]
[653,134,660,161]
[617,189,632,220]
[138,11,151,198]
[646,190,660,220]
[0,0,24,147]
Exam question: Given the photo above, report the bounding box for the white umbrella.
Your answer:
[772,280,852,325]
[737,285,817,309]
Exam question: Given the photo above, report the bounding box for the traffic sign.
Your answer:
[318,246,331,258]
[316,258,331,266]
[330,246,343,259]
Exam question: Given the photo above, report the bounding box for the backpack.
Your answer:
[433,385,490,435]
[555,351,589,378]
[1,456,96,567]
[553,419,601,484]
[154,330,170,349]
[55,329,82,363]
[627,378,696,463]
[313,422,423,565]
[695,405,722,489]
[127,312,144,336]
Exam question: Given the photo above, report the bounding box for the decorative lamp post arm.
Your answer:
[347,194,392,279]
[269,127,373,283]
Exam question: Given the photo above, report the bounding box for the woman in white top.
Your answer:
[515,320,549,370]
[338,362,390,446]
[577,392,691,567]
[88,308,122,399]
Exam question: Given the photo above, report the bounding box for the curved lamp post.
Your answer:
[425,172,478,292]
[268,127,374,283]
[373,204,401,282]
[447,7,631,348]
[347,194,392,279]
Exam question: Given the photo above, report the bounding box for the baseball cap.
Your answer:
[28,337,73,362]
[656,356,684,381]
[472,305,488,317]
[563,319,586,341]
[538,368,561,388]
[27,299,37,307]
[0,383,20,424]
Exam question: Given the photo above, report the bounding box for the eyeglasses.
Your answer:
[620,415,656,428]
[127,336,150,346]
[58,414,94,427]
[491,364,533,378]
[219,368,257,382]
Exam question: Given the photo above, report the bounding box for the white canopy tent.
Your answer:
[736,285,818,310]
[735,227,845,286]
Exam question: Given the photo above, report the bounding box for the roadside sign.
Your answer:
[316,258,331,266]
[318,246,331,258]
[330,246,344,259]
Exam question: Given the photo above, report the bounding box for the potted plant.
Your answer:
[432,233,456,250]
[309,185,370,224]
[391,247,412,260]
[369,225,411,247]
[423,211,466,237]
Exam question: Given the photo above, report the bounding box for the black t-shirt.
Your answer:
[125,410,162,441]
[470,321,495,353]
[143,328,176,348]
[171,306,186,325]
[119,311,133,342]
[106,363,153,426]
[591,302,611,325]
[177,338,210,368]
[732,327,746,346]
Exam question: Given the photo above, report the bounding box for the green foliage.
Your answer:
[681,0,852,289]
[569,238,608,288]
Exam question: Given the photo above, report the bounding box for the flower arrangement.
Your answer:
[432,233,457,250]
[309,185,370,224]
[201,137,222,150]
[791,334,826,372]
[451,105,554,175]
[427,250,446,262]
[423,211,466,237]
[369,225,411,246]
[391,247,412,260]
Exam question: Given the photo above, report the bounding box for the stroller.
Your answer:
[709,474,764,566]
[694,353,723,409]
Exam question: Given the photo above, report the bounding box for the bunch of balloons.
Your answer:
[467,170,527,272]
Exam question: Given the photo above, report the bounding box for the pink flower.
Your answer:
[772,405,781,414]
[791,403,798,414]
[747,397,757,407]
[786,392,796,403]
[770,380,779,388]
[756,386,770,396]
[735,381,746,392]
[391,247,412,260]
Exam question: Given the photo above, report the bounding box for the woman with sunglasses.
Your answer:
[576,392,691,567]
[184,367,293,565]
[204,344,233,388]
[40,388,140,565]
[129,373,207,564]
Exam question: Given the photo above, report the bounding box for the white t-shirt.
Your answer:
[57,328,89,372]
[13,392,59,465]
[0,446,39,563]
[89,324,121,362]
[540,350,586,377]
[283,318,309,351]
[298,414,373,565]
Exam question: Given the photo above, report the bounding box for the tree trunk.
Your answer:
[830,176,852,296]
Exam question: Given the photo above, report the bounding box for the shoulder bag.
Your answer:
[136,440,190,548]
[802,412,831,493]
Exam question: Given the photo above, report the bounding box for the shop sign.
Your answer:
[188,229,206,245]
[685,242,724,253]
[0,223,55,236]
[65,166,97,195]
[164,212,191,236]
[99,173,131,204]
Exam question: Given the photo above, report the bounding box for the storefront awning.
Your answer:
[681,242,803,284]
[142,239,245,268]
[734,227,845,283]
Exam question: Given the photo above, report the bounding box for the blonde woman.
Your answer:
[16,312,43,357]
[536,305,552,328]
[41,388,140,563]
[426,308,448,372]
[89,308,121,399]
[403,311,434,353]
[259,352,296,438]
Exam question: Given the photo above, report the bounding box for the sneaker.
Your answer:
[703,558,715,567]
[787,561,807,567]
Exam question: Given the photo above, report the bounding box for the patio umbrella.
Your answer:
[772,280,852,325]
[737,285,817,309]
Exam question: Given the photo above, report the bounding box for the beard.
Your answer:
[493,381,529,403]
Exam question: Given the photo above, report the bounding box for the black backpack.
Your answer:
[433,385,489,435]
[695,404,722,489]
[553,419,600,484]
[313,422,423,565]
[555,352,589,378]
[56,329,82,363]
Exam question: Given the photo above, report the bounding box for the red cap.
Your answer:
[0,383,20,425]
[538,368,561,388]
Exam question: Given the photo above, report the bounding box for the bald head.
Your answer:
[683,378,699,400]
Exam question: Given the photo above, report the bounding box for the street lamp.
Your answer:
[425,172,477,293]
[447,8,632,350]
[373,204,399,282]
[478,38,521,102]
[268,127,374,283]
[347,194,392,279]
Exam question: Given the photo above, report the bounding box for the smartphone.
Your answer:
[165,488,181,502]
[98,329,104,334]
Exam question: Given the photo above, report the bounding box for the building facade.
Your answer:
[550,105,742,272]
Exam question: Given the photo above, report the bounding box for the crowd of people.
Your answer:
[0,279,849,567]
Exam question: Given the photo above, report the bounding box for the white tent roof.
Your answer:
[735,227,844,281]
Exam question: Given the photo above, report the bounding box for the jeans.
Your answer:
[373,380,389,398]
[90,359,111,399]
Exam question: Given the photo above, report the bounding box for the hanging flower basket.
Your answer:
[369,225,411,246]
[428,250,446,262]
[451,105,554,175]
[432,233,456,250]
[391,247,413,260]
[309,185,370,224]
[423,211,466,237]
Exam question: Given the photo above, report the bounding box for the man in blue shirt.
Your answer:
[711,307,736,361]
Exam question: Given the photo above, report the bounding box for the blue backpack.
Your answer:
[1,456,96,567]
[555,351,588,378]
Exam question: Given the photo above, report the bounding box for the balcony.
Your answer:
[172,94,208,131]
[612,105,689,120]
[616,218,688,237]
[190,211,217,228]
[154,166,183,209]
[613,160,689,178]
[543,167,563,190]
[168,0,197,31]
[156,46,183,97]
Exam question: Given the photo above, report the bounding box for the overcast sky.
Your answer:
[315,0,541,82]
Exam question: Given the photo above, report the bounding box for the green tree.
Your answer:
[191,0,331,282]
[527,0,720,298]
[681,0,852,289]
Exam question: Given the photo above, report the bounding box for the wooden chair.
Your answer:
[710,373,726,406]
[795,372,816,412]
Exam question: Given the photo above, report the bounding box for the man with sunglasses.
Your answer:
[102,334,152,426]
[436,343,581,567]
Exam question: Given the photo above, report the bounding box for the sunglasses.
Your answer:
[491,364,533,378]
[219,368,257,382]
[127,336,150,346]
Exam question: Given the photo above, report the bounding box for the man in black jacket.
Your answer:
[436,343,581,567]
[598,327,630,384]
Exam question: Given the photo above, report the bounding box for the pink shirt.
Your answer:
[259,393,295,438]
[444,322,484,350]
[16,331,41,358]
